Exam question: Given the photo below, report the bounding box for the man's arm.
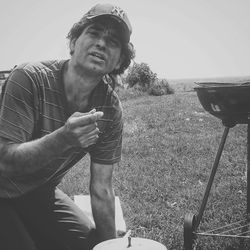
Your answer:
[0,111,103,178]
[0,127,73,177]
[90,161,116,242]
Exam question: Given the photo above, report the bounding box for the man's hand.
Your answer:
[0,109,104,178]
[63,109,104,148]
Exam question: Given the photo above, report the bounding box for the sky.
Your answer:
[0,0,249,79]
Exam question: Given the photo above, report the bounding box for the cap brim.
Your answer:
[86,14,130,43]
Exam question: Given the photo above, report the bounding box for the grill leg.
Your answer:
[194,126,230,230]
[247,123,250,215]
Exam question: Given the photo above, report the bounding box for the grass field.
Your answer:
[59,80,250,249]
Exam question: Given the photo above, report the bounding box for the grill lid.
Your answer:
[194,82,250,125]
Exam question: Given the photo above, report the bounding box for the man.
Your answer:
[0,3,135,250]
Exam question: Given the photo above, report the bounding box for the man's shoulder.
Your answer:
[98,79,121,106]
[14,60,67,79]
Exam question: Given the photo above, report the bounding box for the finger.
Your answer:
[71,109,96,118]
[77,111,103,124]
[77,127,100,143]
[71,113,99,126]
[93,111,104,121]
[88,126,100,136]
[87,134,99,142]
[71,112,86,118]
[77,124,100,135]
[81,134,99,148]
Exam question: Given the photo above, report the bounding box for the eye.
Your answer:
[108,37,121,48]
[87,28,101,37]
[89,30,99,36]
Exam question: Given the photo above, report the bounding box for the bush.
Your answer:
[116,86,146,101]
[148,79,175,96]
[125,62,157,89]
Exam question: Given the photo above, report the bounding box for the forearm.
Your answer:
[91,189,116,241]
[0,126,77,177]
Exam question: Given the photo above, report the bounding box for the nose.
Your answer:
[96,35,107,50]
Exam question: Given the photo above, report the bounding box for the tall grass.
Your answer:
[59,90,249,249]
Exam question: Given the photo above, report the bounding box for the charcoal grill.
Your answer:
[183,81,250,250]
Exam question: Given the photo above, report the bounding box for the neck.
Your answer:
[63,60,103,112]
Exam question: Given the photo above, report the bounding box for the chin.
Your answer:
[87,67,108,77]
[75,63,102,75]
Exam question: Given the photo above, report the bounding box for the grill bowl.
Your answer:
[194,82,250,124]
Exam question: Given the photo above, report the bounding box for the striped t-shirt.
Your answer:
[0,60,123,198]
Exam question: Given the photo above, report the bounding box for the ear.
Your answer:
[69,38,77,55]
[114,54,124,70]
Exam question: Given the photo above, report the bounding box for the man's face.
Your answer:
[70,19,123,76]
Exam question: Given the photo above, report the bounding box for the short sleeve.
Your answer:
[0,69,38,142]
[89,100,123,165]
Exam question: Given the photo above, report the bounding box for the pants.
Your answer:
[0,185,97,250]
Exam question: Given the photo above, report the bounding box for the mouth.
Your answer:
[89,51,106,61]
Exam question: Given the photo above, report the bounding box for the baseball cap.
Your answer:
[81,3,132,43]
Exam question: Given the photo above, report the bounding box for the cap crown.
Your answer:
[82,3,132,42]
